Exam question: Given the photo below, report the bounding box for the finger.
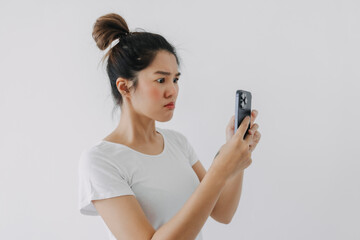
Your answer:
[251,109,258,127]
[249,131,261,151]
[244,127,254,143]
[248,124,259,135]
[249,142,257,152]
[235,115,251,139]
[249,143,255,152]
[253,131,261,143]
[228,115,235,130]
[252,109,258,118]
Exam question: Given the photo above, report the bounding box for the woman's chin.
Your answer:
[157,114,173,122]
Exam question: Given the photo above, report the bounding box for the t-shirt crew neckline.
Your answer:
[99,127,167,158]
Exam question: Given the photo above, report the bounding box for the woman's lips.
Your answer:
[164,102,175,107]
[164,103,175,109]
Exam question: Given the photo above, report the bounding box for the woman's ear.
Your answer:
[116,77,131,96]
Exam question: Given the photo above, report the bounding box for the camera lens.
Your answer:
[240,93,247,106]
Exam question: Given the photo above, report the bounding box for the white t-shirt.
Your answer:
[78,127,203,240]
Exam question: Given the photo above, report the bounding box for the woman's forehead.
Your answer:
[137,51,179,79]
[150,51,178,67]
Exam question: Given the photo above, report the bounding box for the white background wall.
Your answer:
[1,0,359,239]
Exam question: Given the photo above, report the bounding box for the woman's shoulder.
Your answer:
[79,142,108,167]
[79,140,128,167]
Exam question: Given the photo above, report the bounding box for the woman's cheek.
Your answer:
[149,87,162,101]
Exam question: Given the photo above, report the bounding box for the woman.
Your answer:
[78,13,261,240]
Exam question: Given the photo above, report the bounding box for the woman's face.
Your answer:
[131,50,180,122]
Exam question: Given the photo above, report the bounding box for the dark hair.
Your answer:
[92,13,181,117]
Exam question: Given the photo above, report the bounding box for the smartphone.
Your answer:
[234,90,252,138]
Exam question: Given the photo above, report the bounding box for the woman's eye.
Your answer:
[156,78,179,83]
[156,78,165,83]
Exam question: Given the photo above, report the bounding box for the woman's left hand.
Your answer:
[226,109,261,152]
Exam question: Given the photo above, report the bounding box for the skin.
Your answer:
[208,110,260,222]
[102,49,262,224]
[103,50,179,153]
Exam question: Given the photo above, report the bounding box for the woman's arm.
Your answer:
[151,164,228,240]
[210,170,244,224]
[192,160,244,224]
[93,163,229,240]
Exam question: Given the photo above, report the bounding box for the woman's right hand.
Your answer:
[212,116,253,179]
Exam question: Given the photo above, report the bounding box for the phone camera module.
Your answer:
[240,93,247,108]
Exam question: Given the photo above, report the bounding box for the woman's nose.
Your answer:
[167,82,177,96]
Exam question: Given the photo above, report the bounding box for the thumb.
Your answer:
[235,115,251,139]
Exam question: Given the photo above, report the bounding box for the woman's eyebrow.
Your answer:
[154,70,181,76]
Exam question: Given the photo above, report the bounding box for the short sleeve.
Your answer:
[172,130,199,166]
[185,137,199,166]
[78,148,135,216]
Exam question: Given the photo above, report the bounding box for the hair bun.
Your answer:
[92,13,130,50]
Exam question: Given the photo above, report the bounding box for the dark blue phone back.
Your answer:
[234,90,252,138]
